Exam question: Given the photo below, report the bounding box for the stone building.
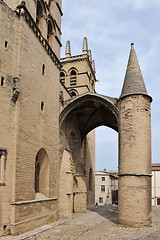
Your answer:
[152,163,160,206]
[0,0,152,236]
[0,0,62,236]
[95,170,118,206]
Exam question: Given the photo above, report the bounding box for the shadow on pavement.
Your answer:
[87,205,118,224]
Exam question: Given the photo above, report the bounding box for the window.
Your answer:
[41,101,44,111]
[89,168,92,192]
[0,150,7,185]
[69,89,78,97]
[42,64,45,75]
[36,1,43,29]
[47,20,52,40]
[101,185,105,192]
[60,72,65,84]
[1,77,5,87]
[70,70,77,86]
[5,41,8,49]
[157,198,160,205]
[70,91,76,97]
[35,148,49,197]
[99,197,103,203]
[102,177,105,181]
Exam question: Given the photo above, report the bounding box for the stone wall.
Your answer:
[0,2,19,235]
[0,0,61,235]
[10,198,58,234]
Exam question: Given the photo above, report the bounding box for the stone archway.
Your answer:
[59,93,118,218]
[59,89,152,227]
[60,93,118,138]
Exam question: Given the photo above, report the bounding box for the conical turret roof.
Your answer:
[120,43,148,98]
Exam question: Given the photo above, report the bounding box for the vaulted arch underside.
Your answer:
[60,93,119,140]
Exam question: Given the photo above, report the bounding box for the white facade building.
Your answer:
[152,163,160,206]
[95,170,118,206]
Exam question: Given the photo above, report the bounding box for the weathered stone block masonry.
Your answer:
[0,0,152,236]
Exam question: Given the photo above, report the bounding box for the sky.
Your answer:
[60,0,160,171]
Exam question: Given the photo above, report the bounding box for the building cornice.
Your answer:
[56,2,63,16]
[67,85,90,92]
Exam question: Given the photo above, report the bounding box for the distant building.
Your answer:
[95,170,118,206]
[152,163,160,206]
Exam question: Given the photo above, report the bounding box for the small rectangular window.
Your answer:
[5,41,8,49]
[1,77,5,87]
[99,197,103,203]
[102,177,105,181]
[101,185,105,192]
[0,150,7,185]
[42,64,45,75]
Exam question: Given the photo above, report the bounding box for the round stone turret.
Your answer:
[118,44,152,227]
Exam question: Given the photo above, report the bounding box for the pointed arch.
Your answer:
[35,148,49,198]
[60,71,65,84]
[67,67,78,75]
[60,93,118,139]
[36,1,43,30]
[70,70,77,86]
[47,19,53,40]
[47,14,56,32]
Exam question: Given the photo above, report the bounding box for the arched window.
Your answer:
[70,70,77,86]
[70,91,76,97]
[47,20,52,40]
[60,72,65,84]
[89,168,92,192]
[69,89,78,97]
[36,1,43,29]
[35,148,49,197]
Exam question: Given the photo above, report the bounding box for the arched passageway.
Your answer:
[59,90,152,227]
[60,93,118,139]
[59,93,118,217]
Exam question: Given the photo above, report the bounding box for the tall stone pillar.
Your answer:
[118,43,152,227]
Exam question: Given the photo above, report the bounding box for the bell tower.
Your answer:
[60,37,97,96]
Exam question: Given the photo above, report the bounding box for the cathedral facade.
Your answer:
[0,0,152,236]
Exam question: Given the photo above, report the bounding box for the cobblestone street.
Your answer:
[1,206,160,240]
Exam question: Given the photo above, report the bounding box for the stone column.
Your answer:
[118,94,152,227]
